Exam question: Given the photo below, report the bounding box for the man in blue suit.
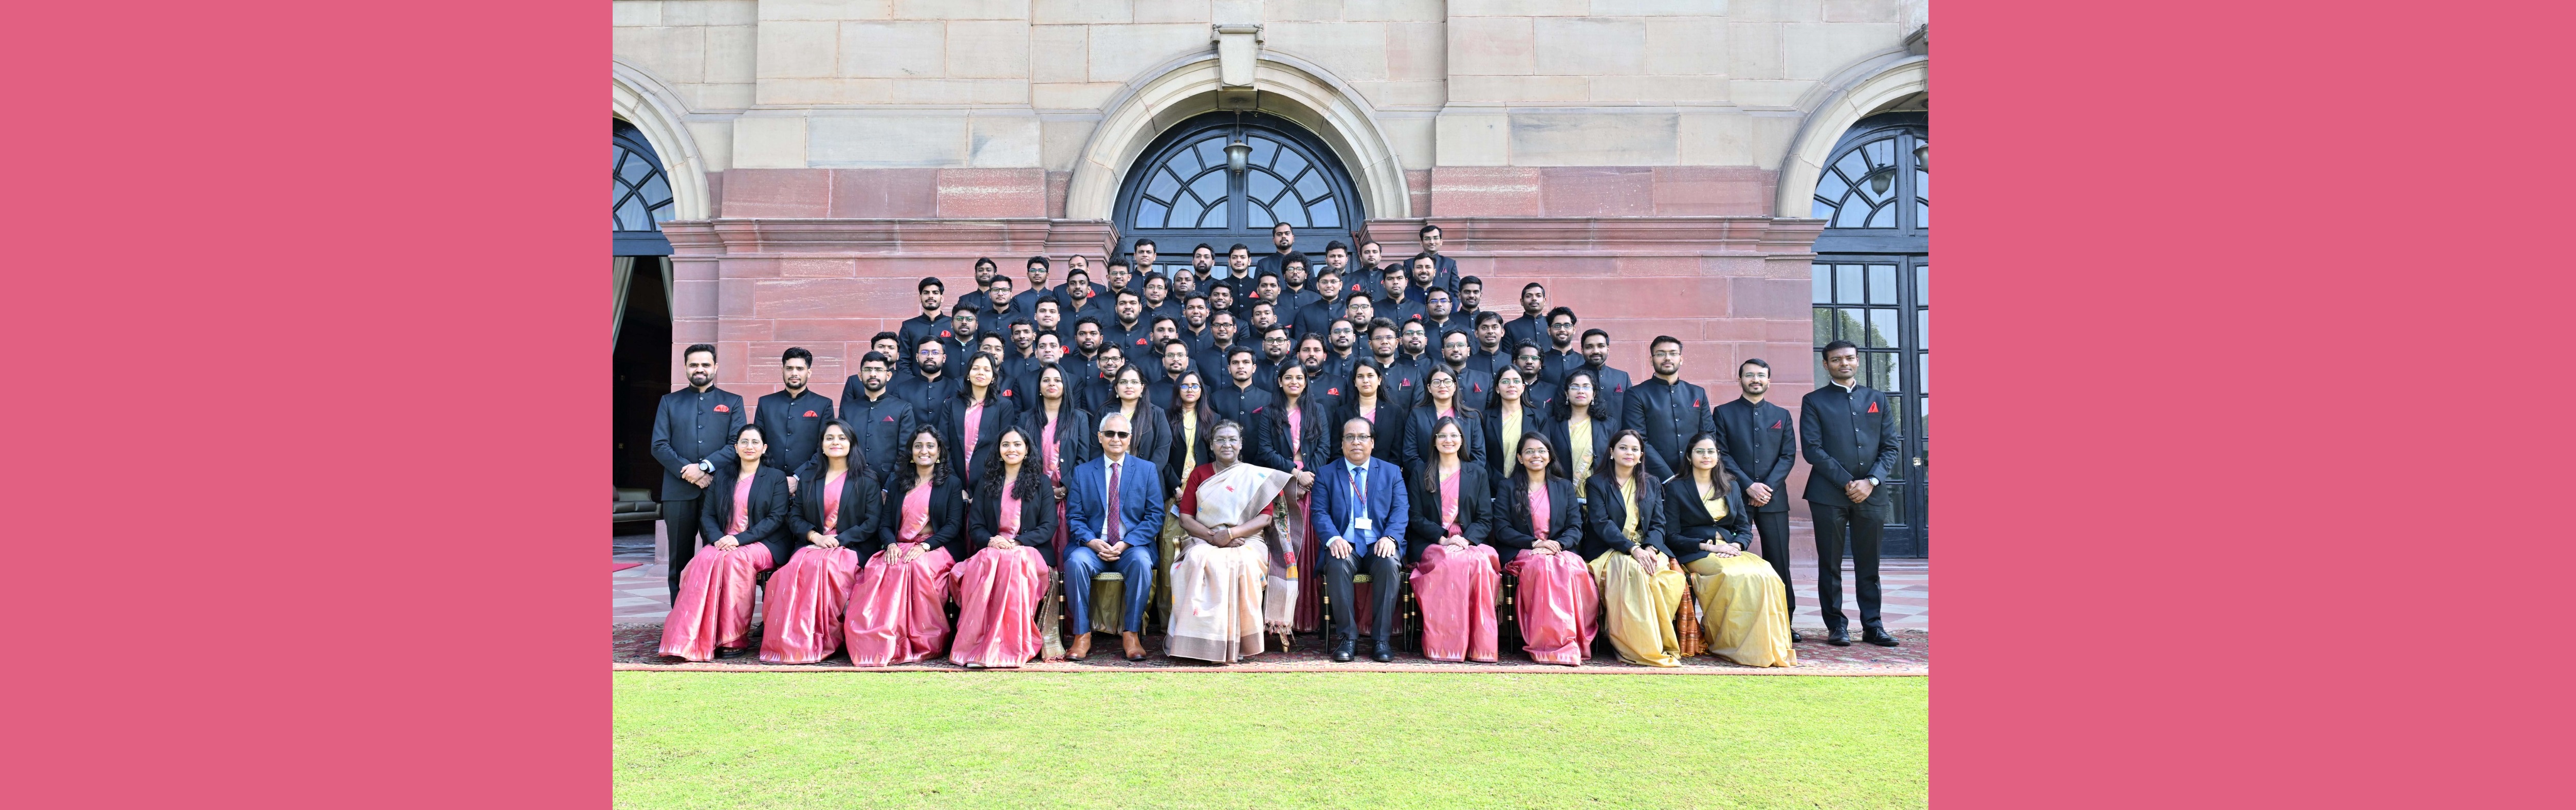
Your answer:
[1309,417,1410,662]
[1062,411,1164,660]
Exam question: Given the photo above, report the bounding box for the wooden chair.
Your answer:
[1319,572,1415,653]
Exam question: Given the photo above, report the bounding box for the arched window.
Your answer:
[1811,112,1929,556]
[613,119,675,256]
[1114,112,1360,278]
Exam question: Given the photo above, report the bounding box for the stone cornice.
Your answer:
[661,219,1117,256]
[1366,217,1826,255]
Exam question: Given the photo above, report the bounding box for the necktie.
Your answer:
[1105,459,1121,544]
[1352,465,1369,542]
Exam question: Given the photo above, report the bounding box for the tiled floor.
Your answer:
[613,551,1930,630]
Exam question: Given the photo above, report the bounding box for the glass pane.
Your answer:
[1834,201,1873,228]
[1813,352,1829,390]
[1864,204,1896,228]
[1834,150,1870,184]
[1865,138,1894,170]
[1274,146,1309,178]
[1916,201,1929,228]
[1247,170,1285,207]
[1915,168,1928,203]
[616,196,651,230]
[1916,351,1928,394]
[619,150,654,183]
[1915,308,1928,351]
[612,143,623,170]
[1247,201,1278,229]
[613,184,628,205]
[1274,200,1307,228]
[1294,167,1329,200]
[1146,167,1181,200]
[1865,352,1896,392]
[1857,170,1892,204]
[1882,481,1907,526]
[1835,265,1862,303]
[1869,265,1897,304]
[1812,307,1834,346]
[1194,139,1226,172]
[1811,264,1832,304]
[1309,197,1340,228]
[1167,198,1200,229]
[1916,264,1929,305]
[1248,137,1279,168]
[1811,199,1834,219]
[1836,308,1867,342]
[1188,171,1228,206]
[1196,199,1228,229]
[650,201,674,224]
[1917,394,1929,437]
[640,174,671,206]
[1138,200,1169,228]
[1867,308,1897,348]
[1816,170,1847,203]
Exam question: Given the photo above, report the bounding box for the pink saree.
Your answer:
[759,472,860,664]
[657,541,776,661]
[949,490,1050,668]
[1411,544,1501,662]
[842,483,957,667]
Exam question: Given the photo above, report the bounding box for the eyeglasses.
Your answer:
[1345,434,1372,441]
[1099,430,1131,438]
[1179,383,1201,389]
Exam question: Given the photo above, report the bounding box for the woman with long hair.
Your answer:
[1156,369,1220,623]
[658,424,793,661]
[1166,420,1291,662]
[1021,363,1092,660]
[1248,362,1330,638]
[758,420,879,664]
[1544,369,1615,493]
[1106,364,1171,480]
[1584,429,1687,668]
[951,427,1058,669]
[842,425,967,667]
[1666,432,1794,667]
[944,353,1018,490]
[1402,365,1486,475]
[1404,416,1501,662]
[1331,359,1405,468]
[1492,433,1597,666]
[1481,366,1549,479]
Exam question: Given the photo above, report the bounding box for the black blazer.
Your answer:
[1019,403,1096,477]
[1250,394,1334,474]
[1580,471,1670,559]
[1400,403,1486,477]
[1713,397,1798,514]
[1799,383,1902,506]
[938,393,1018,490]
[1331,396,1407,469]
[1662,473,1755,566]
[1480,402,1550,479]
[1166,409,1217,496]
[697,464,794,564]
[1623,377,1715,481]
[1492,474,1584,556]
[877,474,969,559]
[966,469,1062,567]
[788,465,884,559]
[1543,409,1618,487]
[1404,462,1494,563]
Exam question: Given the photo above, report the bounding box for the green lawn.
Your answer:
[616,672,1926,809]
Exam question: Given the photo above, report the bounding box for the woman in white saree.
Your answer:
[1166,420,1292,663]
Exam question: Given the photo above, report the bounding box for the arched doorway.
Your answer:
[1112,112,1361,278]
[1809,112,1929,557]
[613,118,676,545]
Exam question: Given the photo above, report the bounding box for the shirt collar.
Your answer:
[1830,378,1856,393]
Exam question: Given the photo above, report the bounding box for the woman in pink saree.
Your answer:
[658,424,794,661]
[759,420,879,664]
[1493,433,1598,666]
[842,425,966,667]
[1404,416,1502,662]
[951,427,1057,669]
[1168,420,1291,663]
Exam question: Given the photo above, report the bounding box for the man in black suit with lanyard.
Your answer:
[1800,341,1903,648]
[1713,356,1801,640]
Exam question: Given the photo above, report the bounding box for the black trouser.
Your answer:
[660,496,704,599]
[1751,509,1796,614]
[1323,550,1402,641]
[1809,498,1885,633]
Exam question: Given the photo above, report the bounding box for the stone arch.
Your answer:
[1066,50,1410,225]
[612,60,711,222]
[1775,54,1930,220]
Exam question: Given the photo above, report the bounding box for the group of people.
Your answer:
[648,222,1906,669]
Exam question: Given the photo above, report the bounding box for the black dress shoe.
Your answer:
[1331,638,1356,662]
[1791,631,1806,643]
[1370,640,1394,662]
[1863,629,1901,648]
[716,646,752,658]
[1826,629,1852,647]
